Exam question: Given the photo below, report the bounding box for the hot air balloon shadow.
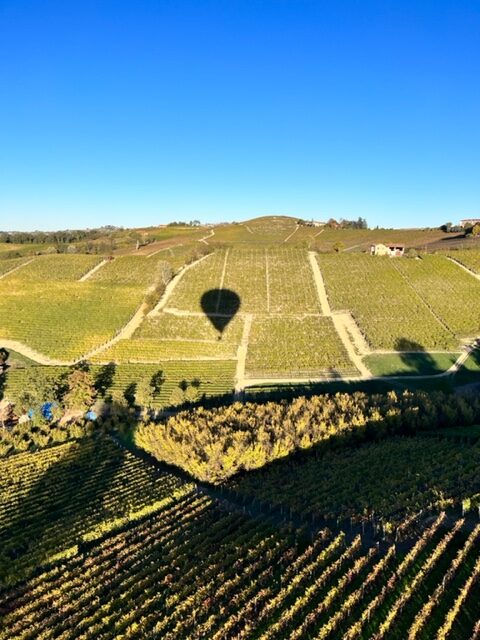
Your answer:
[200,289,241,340]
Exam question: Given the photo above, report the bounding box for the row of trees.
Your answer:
[135,390,480,483]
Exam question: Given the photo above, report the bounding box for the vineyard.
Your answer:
[446,249,480,275]
[1,434,480,638]
[0,255,172,360]
[394,255,480,338]
[2,360,236,414]
[245,316,357,378]
[0,438,193,584]
[230,434,480,526]
[318,253,459,350]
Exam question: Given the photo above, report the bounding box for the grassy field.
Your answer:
[446,249,480,274]
[364,351,460,376]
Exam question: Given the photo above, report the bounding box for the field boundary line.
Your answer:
[308,252,370,377]
[447,256,480,282]
[148,253,212,316]
[0,339,74,365]
[0,258,34,280]
[313,228,325,238]
[331,314,372,378]
[147,243,183,258]
[216,248,230,312]
[308,252,331,315]
[390,259,456,337]
[234,313,253,397]
[78,258,109,281]
[198,229,215,244]
[283,226,298,243]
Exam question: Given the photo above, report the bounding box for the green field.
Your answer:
[364,351,460,376]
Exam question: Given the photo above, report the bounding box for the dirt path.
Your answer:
[447,256,480,282]
[234,314,253,397]
[313,228,325,238]
[149,253,212,316]
[216,248,230,312]
[308,251,371,377]
[78,259,109,282]
[0,339,74,365]
[308,251,331,315]
[198,229,215,245]
[331,315,372,378]
[283,226,298,243]
[0,258,34,280]
[337,311,371,355]
[147,244,182,258]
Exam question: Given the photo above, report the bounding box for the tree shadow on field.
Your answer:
[0,408,130,588]
[395,338,436,373]
[94,362,117,398]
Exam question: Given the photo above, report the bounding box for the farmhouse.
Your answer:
[370,243,405,257]
[460,218,480,228]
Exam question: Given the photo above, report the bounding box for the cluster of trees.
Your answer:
[166,220,202,227]
[0,226,122,245]
[326,217,368,229]
[135,390,480,483]
[0,362,131,456]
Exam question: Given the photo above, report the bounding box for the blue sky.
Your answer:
[0,0,479,231]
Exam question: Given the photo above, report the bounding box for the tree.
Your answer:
[333,241,345,252]
[63,369,96,411]
[471,223,480,237]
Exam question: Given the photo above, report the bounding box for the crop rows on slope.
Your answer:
[447,249,480,275]
[245,316,357,378]
[394,255,480,338]
[230,435,480,526]
[0,255,173,360]
[4,361,236,408]
[167,251,227,312]
[167,248,321,315]
[92,313,243,362]
[0,438,193,585]
[9,254,103,282]
[1,492,479,639]
[89,255,171,288]
[0,257,30,277]
[317,253,457,350]
[92,338,239,362]
[0,280,144,360]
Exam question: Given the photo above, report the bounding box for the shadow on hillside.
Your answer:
[0,348,9,402]
[200,288,241,339]
[361,339,458,381]
[0,412,129,588]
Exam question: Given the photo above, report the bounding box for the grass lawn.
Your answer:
[364,351,460,376]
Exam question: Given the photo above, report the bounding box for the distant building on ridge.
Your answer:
[460,218,480,228]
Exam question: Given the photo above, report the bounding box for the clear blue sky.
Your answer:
[0,0,479,231]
